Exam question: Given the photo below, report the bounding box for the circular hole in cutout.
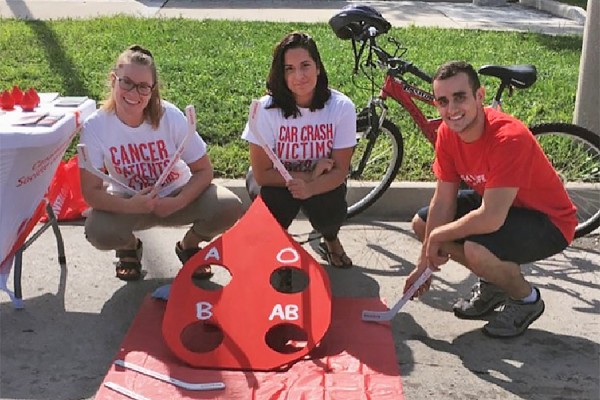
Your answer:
[180,321,224,353]
[269,267,309,294]
[265,323,308,354]
[191,264,232,291]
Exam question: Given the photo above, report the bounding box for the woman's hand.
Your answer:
[312,158,334,180]
[127,187,158,214]
[287,178,313,200]
[287,158,333,199]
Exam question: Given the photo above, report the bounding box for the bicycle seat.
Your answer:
[329,5,391,40]
[478,64,537,89]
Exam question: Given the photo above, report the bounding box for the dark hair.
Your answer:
[102,44,163,129]
[432,61,481,95]
[266,32,331,118]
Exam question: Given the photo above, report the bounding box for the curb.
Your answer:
[520,0,587,23]
[215,179,435,221]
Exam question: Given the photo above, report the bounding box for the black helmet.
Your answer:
[329,5,391,40]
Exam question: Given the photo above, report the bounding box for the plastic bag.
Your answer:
[41,155,89,221]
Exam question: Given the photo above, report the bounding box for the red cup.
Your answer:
[0,90,15,111]
[27,87,40,107]
[11,85,23,105]
[20,91,37,111]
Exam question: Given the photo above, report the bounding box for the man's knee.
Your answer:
[463,240,498,277]
[412,213,426,242]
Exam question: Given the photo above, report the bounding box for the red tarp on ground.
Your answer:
[95,296,404,399]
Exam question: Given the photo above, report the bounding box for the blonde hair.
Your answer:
[101,45,163,129]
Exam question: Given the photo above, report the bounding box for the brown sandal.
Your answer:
[115,239,143,281]
[318,241,353,269]
[175,242,213,279]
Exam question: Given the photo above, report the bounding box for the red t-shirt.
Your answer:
[433,108,577,243]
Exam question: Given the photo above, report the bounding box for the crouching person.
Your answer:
[405,61,576,337]
[80,44,243,281]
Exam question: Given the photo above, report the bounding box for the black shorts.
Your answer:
[417,190,568,264]
[245,167,347,241]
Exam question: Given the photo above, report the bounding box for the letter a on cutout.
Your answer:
[204,247,220,261]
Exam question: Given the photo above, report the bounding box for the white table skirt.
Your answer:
[0,97,96,304]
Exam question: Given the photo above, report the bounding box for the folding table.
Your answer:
[0,96,96,308]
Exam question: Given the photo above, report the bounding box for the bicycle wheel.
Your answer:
[530,123,600,238]
[346,116,403,218]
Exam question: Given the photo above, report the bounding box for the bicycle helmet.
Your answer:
[329,5,391,40]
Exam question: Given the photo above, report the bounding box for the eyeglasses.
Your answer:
[115,76,154,96]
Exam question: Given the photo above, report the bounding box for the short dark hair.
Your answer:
[266,32,331,118]
[433,61,481,95]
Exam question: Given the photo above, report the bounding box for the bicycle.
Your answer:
[329,6,600,239]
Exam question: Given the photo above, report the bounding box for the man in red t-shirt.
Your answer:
[404,61,577,338]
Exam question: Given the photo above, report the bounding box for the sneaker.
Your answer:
[453,280,508,319]
[483,288,545,338]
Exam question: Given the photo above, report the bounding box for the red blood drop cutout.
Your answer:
[163,196,332,370]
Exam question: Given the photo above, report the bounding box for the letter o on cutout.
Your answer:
[277,247,299,264]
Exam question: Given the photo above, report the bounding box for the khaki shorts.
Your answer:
[85,183,243,250]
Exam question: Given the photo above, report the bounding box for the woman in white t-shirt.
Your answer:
[80,45,243,281]
[242,32,357,269]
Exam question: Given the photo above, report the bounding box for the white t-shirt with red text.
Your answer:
[80,100,207,197]
[241,89,356,173]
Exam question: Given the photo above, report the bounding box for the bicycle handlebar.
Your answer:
[350,24,539,111]
[359,27,432,84]
[405,63,432,84]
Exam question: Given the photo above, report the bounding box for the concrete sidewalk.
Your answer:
[0,0,585,35]
[0,218,598,400]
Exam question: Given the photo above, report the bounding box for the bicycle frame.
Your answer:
[374,71,511,145]
[377,73,441,145]
[345,26,600,237]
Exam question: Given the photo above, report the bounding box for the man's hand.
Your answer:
[425,230,450,268]
[403,266,433,299]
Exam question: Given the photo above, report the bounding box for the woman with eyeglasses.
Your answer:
[242,32,357,269]
[80,44,243,281]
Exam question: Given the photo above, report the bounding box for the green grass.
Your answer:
[0,17,583,180]
[558,0,588,10]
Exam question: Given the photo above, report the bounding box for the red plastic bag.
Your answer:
[41,155,89,222]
